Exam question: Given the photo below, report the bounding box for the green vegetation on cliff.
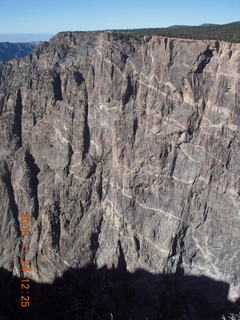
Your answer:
[114,21,240,43]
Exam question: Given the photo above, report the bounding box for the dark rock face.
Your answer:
[0,42,38,62]
[0,31,240,305]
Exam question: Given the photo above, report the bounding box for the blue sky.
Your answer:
[0,0,239,35]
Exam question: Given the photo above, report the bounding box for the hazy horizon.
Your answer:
[1,19,240,43]
[0,33,54,43]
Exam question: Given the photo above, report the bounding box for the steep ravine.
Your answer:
[0,31,240,309]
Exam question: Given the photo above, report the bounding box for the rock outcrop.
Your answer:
[0,31,240,302]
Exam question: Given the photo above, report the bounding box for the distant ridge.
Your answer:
[114,21,240,43]
[200,23,220,27]
[168,25,189,28]
[168,23,226,28]
[0,42,39,62]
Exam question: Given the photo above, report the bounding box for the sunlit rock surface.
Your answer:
[0,31,239,300]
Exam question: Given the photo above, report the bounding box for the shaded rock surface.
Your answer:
[0,31,240,306]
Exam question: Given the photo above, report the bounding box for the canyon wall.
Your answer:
[0,31,239,299]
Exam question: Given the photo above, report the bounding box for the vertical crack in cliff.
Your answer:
[79,76,90,159]
[74,71,84,86]
[168,39,175,67]
[134,235,140,258]
[13,89,23,149]
[25,151,40,219]
[52,73,63,101]
[164,38,168,50]
[90,211,103,264]
[0,97,4,116]
[95,168,103,202]
[186,110,199,141]
[168,224,188,275]
[111,64,114,80]
[2,163,20,236]
[66,143,74,176]
[50,201,61,250]
[194,46,214,73]
[215,41,220,54]
[122,74,134,105]
[133,117,138,144]
[117,240,127,272]
[65,84,77,175]
[195,99,206,133]
[176,225,188,275]
[83,101,90,158]
[169,148,178,176]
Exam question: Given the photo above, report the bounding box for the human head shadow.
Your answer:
[0,264,239,320]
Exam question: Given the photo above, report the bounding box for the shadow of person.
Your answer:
[0,261,239,320]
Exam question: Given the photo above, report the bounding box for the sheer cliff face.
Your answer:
[0,32,240,298]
